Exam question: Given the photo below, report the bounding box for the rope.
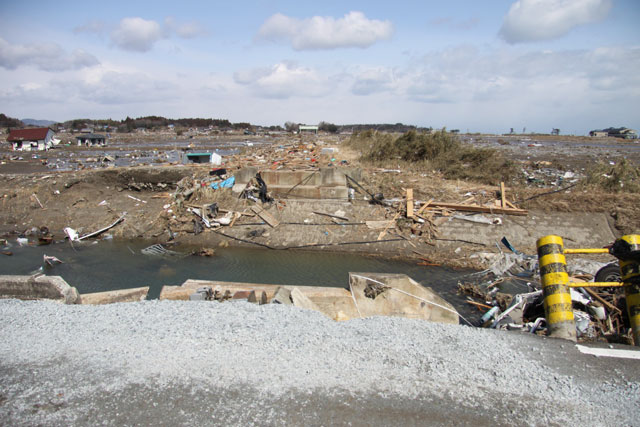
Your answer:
[284,171,318,197]
[350,274,473,326]
[213,230,404,251]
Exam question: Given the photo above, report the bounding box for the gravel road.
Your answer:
[0,299,638,426]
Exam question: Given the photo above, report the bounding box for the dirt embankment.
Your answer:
[0,134,637,268]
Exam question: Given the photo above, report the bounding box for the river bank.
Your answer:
[0,163,621,270]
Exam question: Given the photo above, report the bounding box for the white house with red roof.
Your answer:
[7,127,55,151]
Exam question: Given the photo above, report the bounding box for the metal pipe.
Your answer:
[563,248,609,254]
[536,235,576,341]
[568,282,624,288]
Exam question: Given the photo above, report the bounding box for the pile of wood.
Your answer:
[376,182,527,247]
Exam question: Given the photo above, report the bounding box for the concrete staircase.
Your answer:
[233,167,360,199]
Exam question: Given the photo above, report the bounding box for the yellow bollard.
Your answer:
[610,235,640,346]
[536,235,576,341]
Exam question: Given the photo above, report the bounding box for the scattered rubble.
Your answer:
[459,240,634,345]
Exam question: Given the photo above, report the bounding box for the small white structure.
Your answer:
[76,133,107,147]
[299,125,319,134]
[184,152,222,165]
[8,128,55,151]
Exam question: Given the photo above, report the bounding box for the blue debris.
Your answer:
[211,176,235,190]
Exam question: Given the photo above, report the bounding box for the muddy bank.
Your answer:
[1,132,635,270]
[0,163,621,270]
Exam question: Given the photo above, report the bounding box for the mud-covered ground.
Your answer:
[0,133,638,268]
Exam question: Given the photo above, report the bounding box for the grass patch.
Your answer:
[582,158,640,193]
[347,130,518,185]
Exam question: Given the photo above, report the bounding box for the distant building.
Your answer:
[7,127,55,151]
[76,133,107,147]
[589,130,609,138]
[590,127,638,139]
[610,128,638,139]
[299,125,319,134]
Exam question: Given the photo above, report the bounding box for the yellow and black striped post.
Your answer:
[537,235,576,341]
[610,235,640,346]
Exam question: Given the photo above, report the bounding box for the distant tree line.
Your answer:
[283,121,427,134]
[58,116,242,133]
[0,113,24,130]
[2,112,444,136]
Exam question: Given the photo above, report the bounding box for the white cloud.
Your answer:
[111,17,163,52]
[397,45,640,131]
[257,11,393,50]
[351,68,396,95]
[73,20,106,35]
[0,38,99,71]
[234,62,332,98]
[500,0,612,43]
[76,70,177,104]
[0,65,178,108]
[164,17,208,39]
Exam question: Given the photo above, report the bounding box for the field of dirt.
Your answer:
[0,132,638,268]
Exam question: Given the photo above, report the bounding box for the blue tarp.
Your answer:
[211,176,235,190]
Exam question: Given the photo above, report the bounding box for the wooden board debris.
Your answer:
[377,212,400,241]
[250,205,280,228]
[427,202,527,216]
[406,188,414,218]
[416,198,433,215]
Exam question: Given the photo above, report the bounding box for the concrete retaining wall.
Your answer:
[0,275,79,304]
[437,211,616,253]
[232,167,361,200]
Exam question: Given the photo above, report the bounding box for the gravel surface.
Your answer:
[0,299,638,426]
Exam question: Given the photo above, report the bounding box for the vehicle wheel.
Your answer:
[595,263,621,283]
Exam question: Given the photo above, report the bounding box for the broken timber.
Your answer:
[250,205,280,228]
[78,213,127,240]
[426,202,527,216]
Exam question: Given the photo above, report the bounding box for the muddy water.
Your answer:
[0,239,476,317]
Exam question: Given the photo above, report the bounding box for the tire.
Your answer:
[595,263,621,283]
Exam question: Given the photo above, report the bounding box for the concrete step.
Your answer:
[268,184,349,199]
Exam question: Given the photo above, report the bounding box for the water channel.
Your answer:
[0,239,477,317]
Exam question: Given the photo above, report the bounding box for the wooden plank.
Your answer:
[417,198,433,215]
[151,193,171,199]
[377,212,400,241]
[460,196,476,205]
[428,202,528,216]
[584,288,622,315]
[500,182,506,208]
[313,211,349,222]
[366,220,392,230]
[250,205,280,228]
[406,188,414,218]
[229,211,242,228]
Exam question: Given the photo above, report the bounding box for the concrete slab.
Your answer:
[79,287,150,305]
[0,275,79,304]
[437,211,616,253]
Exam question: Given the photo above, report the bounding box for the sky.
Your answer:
[0,0,638,134]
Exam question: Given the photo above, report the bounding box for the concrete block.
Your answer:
[80,287,149,304]
[0,275,79,304]
[271,286,292,305]
[233,167,259,187]
[291,287,324,314]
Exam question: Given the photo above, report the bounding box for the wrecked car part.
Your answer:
[141,244,184,257]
